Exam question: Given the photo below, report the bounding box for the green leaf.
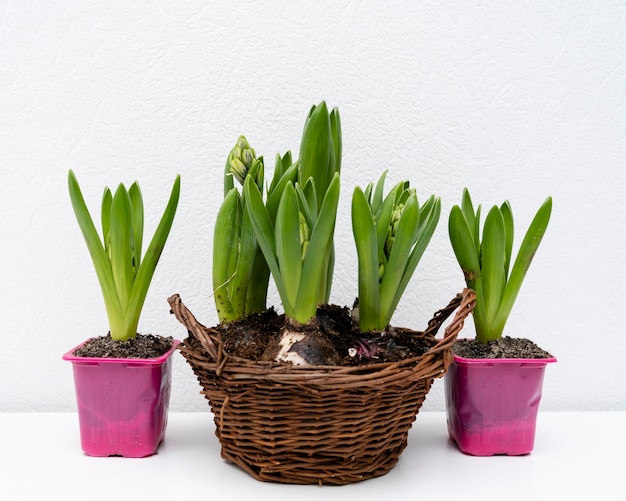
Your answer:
[243,176,289,315]
[295,173,340,324]
[392,196,441,317]
[230,201,260,317]
[296,178,317,229]
[500,201,514,279]
[129,182,143,270]
[379,194,419,327]
[298,101,334,208]
[374,193,395,263]
[275,182,302,309]
[266,163,298,221]
[330,107,342,175]
[461,188,476,237]
[68,170,123,336]
[109,184,135,320]
[212,189,242,322]
[269,151,292,194]
[494,196,552,333]
[481,206,506,327]
[371,170,388,215]
[101,188,112,258]
[448,205,481,290]
[124,174,180,340]
[351,186,380,332]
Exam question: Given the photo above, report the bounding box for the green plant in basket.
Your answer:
[213,136,300,323]
[448,188,552,343]
[242,102,342,365]
[212,136,268,323]
[68,170,181,341]
[244,172,340,326]
[296,101,342,304]
[352,171,441,333]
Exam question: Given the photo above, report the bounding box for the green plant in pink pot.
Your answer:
[445,188,556,456]
[63,170,181,458]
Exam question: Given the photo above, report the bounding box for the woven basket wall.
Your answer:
[169,288,475,485]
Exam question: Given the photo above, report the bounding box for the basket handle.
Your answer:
[421,288,476,363]
[168,294,220,361]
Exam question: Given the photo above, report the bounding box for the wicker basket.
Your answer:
[169,288,475,485]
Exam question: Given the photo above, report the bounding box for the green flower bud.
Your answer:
[227,135,258,186]
[378,263,385,281]
[230,158,247,185]
[385,234,394,257]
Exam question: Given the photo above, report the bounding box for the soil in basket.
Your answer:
[453,337,554,359]
[73,334,174,359]
[210,304,438,366]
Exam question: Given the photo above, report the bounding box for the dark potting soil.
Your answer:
[73,333,174,359]
[211,304,438,366]
[453,336,554,359]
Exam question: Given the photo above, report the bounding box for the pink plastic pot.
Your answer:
[444,353,556,456]
[63,339,180,458]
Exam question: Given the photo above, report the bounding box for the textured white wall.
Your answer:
[1,0,624,412]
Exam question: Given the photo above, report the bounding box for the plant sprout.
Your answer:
[244,172,340,325]
[297,101,341,305]
[352,171,441,332]
[212,136,268,322]
[213,137,300,323]
[448,188,552,343]
[68,170,181,341]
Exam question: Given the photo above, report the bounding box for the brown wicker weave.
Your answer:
[169,288,475,485]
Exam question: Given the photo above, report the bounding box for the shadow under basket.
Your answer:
[169,289,475,486]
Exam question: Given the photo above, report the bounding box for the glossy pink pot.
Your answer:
[445,353,556,456]
[63,340,180,458]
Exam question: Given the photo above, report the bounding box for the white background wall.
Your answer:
[1,0,624,412]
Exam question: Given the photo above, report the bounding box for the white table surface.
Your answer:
[1,412,621,500]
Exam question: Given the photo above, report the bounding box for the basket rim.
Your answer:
[171,288,476,380]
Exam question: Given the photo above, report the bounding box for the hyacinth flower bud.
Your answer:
[225,135,259,191]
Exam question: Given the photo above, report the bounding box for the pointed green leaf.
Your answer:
[275,182,302,309]
[371,170,388,215]
[244,176,289,315]
[330,107,342,175]
[448,205,481,290]
[230,201,260,317]
[500,201,514,279]
[481,206,506,327]
[351,186,381,332]
[391,196,441,317]
[295,179,317,229]
[109,183,135,322]
[298,101,334,208]
[379,194,419,327]
[495,197,552,332]
[101,188,112,257]
[295,173,340,324]
[212,188,242,322]
[125,175,180,340]
[68,170,123,336]
[266,163,298,221]
[374,192,395,262]
[128,182,143,270]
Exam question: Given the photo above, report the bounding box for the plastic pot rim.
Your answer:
[62,339,180,365]
[452,353,557,366]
